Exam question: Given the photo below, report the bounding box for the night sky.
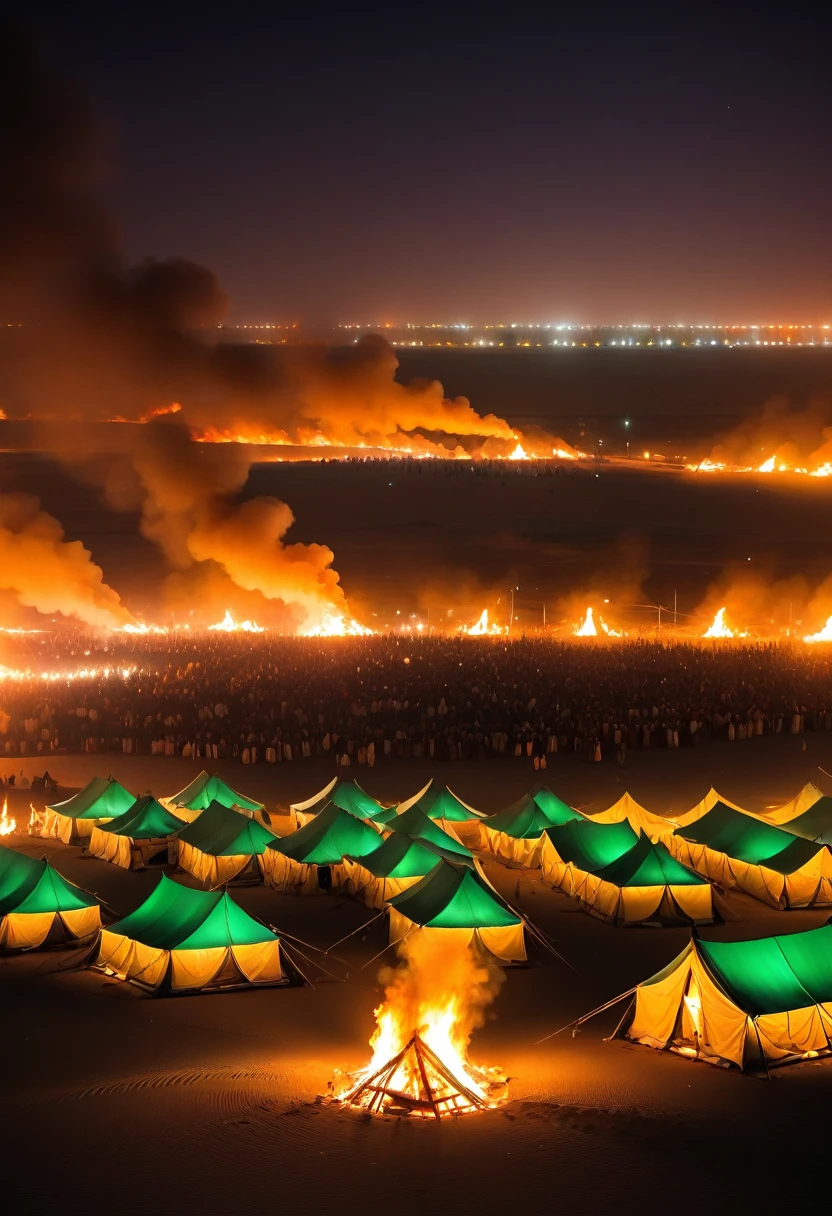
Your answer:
[20,3,832,323]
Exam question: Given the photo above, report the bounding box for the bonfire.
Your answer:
[804,616,832,643]
[301,613,375,637]
[0,798,16,836]
[208,609,264,633]
[462,609,504,637]
[330,935,507,1119]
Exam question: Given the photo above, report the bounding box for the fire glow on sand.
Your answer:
[330,934,507,1119]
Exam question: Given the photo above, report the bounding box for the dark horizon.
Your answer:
[20,3,832,325]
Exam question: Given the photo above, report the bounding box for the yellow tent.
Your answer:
[580,791,675,840]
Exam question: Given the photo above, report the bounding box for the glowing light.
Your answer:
[117,623,169,635]
[301,614,376,637]
[0,799,16,836]
[758,455,776,472]
[462,609,504,636]
[508,442,528,460]
[208,610,265,634]
[574,607,598,637]
[702,607,734,639]
[804,616,832,643]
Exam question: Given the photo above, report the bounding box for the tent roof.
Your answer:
[597,833,707,888]
[177,801,276,857]
[387,805,472,859]
[99,795,186,840]
[396,782,483,822]
[352,832,457,879]
[778,797,832,845]
[291,778,390,821]
[107,874,276,950]
[545,818,639,871]
[674,786,748,829]
[482,786,582,839]
[388,860,521,928]
[583,791,673,838]
[47,776,135,821]
[0,845,98,915]
[674,802,823,873]
[698,925,832,1016]
[167,770,263,812]
[270,801,381,865]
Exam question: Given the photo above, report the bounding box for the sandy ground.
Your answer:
[3,737,831,1210]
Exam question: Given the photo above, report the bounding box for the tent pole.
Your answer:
[325,911,384,953]
[534,986,639,1044]
[361,927,412,969]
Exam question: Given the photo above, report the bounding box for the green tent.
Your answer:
[38,776,135,843]
[176,800,277,888]
[387,859,526,962]
[476,785,583,865]
[541,820,713,925]
[387,805,472,859]
[615,924,832,1071]
[344,827,471,909]
[396,783,483,822]
[263,801,382,894]
[96,873,285,993]
[778,797,832,845]
[88,795,186,870]
[290,777,392,824]
[670,802,832,908]
[98,795,185,840]
[0,844,101,949]
[167,770,264,813]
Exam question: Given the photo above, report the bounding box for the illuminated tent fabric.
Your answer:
[343,833,463,909]
[387,859,526,963]
[541,821,714,925]
[760,785,832,844]
[387,805,472,860]
[34,776,135,844]
[673,786,748,829]
[0,844,101,949]
[474,784,582,866]
[394,781,483,822]
[175,800,277,889]
[762,782,825,825]
[88,796,186,871]
[262,801,382,894]
[668,802,832,908]
[95,873,285,993]
[166,771,264,821]
[615,925,832,1071]
[581,791,675,841]
[290,778,393,828]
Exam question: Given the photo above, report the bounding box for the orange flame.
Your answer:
[0,798,16,836]
[804,616,832,643]
[574,607,598,636]
[208,609,265,633]
[702,607,735,638]
[462,609,505,636]
[301,613,375,637]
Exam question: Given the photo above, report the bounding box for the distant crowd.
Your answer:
[1,634,830,769]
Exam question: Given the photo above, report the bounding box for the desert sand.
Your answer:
[3,736,831,1211]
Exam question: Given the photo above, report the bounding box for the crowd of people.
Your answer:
[2,634,830,768]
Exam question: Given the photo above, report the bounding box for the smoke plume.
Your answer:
[0,494,131,629]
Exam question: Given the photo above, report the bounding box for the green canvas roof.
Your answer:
[299,778,392,821]
[779,797,832,845]
[351,832,459,880]
[388,805,472,859]
[401,785,482,822]
[269,801,382,865]
[168,771,263,812]
[597,833,706,888]
[483,786,582,840]
[674,802,823,874]
[177,801,277,857]
[697,925,832,1016]
[107,873,276,950]
[99,795,186,840]
[0,844,98,915]
[545,818,639,872]
[48,776,135,821]
[388,860,521,928]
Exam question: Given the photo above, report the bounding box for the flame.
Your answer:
[758,455,776,472]
[0,664,137,683]
[117,622,169,635]
[333,933,506,1118]
[301,613,375,637]
[208,609,265,633]
[0,799,15,836]
[599,620,622,637]
[702,607,734,639]
[804,616,832,643]
[574,607,598,636]
[508,442,528,461]
[462,609,504,636]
